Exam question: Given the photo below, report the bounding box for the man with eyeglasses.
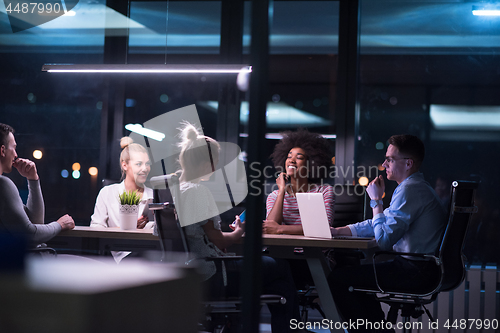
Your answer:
[327,134,447,332]
[0,123,75,246]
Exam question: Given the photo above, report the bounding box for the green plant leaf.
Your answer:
[118,189,141,205]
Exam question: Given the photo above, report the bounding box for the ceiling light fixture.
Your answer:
[42,64,252,74]
[239,133,337,140]
[125,124,166,141]
[472,5,500,16]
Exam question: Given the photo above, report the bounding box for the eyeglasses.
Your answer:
[384,157,411,164]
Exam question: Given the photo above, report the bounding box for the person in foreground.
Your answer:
[90,137,154,263]
[176,122,300,332]
[0,123,75,245]
[264,128,334,235]
[328,134,447,332]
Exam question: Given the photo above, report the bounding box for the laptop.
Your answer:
[296,192,373,240]
[296,193,333,239]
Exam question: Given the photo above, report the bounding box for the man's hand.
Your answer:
[330,226,352,237]
[366,175,385,200]
[262,219,281,234]
[57,214,75,231]
[137,215,149,229]
[12,158,39,180]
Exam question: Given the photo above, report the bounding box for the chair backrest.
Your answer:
[150,174,189,259]
[332,184,368,227]
[437,180,479,292]
[102,178,119,187]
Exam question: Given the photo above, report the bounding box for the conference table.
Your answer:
[48,226,159,254]
[58,226,157,240]
[260,234,378,333]
[51,227,377,332]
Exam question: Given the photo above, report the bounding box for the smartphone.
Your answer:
[282,173,289,182]
[231,210,246,228]
[239,210,246,223]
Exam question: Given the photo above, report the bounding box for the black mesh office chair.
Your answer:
[353,180,479,332]
[101,178,119,187]
[29,243,57,256]
[331,184,368,228]
[149,174,285,333]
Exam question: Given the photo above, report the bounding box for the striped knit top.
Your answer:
[266,184,335,225]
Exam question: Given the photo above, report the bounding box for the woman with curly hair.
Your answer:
[264,128,335,235]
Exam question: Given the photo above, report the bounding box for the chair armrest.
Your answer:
[29,243,57,256]
[369,251,441,296]
[204,256,244,261]
[373,251,440,264]
[149,202,174,210]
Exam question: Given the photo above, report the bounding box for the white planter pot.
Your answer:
[119,205,139,230]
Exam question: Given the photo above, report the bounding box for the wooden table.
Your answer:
[261,234,376,249]
[48,226,160,254]
[258,234,378,333]
[58,226,158,240]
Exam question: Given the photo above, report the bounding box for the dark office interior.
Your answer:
[1,0,499,331]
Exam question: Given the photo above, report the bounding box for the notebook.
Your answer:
[296,192,373,240]
[296,193,333,239]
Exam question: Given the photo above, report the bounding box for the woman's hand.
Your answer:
[230,215,245,233]
[137,215,149,229]
[262,219,281,234]
[275,172,288,192]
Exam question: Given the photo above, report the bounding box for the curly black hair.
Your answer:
[270,128,333,183]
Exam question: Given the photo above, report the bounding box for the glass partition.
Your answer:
[129,1,222,55]
[241,1,339,200]
[359,0,500,265]
[0,0,106,223]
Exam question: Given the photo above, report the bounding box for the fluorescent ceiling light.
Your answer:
[472,9,500,16]
[42,64,252,74]
[125,124,165,141]
[430,104,500,130]
[239,133,336,140]
[472,5,500,16]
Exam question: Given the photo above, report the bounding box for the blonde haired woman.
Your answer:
[176,122,300,332]
[90,137,154,263]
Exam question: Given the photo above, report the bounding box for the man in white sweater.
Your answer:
[0,123,74,245]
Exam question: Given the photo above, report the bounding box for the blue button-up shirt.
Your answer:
[349,172,447,253]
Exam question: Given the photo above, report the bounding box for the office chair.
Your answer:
[149,174,285,333]
[331,184,368,228]
[353,180,479,333]
[29,243,57,256]
[101,178,119,187]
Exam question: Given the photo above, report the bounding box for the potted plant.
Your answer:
[118,190,141,230]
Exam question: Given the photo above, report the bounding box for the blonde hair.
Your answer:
[119,137,148,179]
[177,122,220,178]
